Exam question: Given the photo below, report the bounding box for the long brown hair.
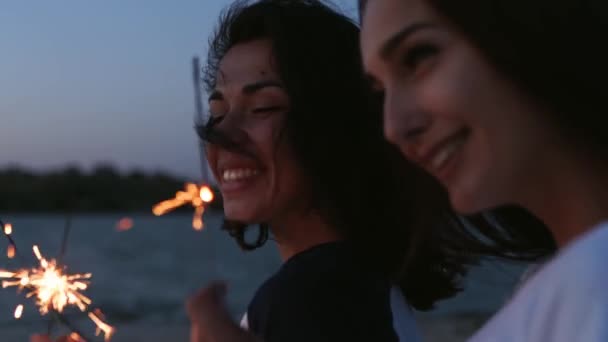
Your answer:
[203,0,555,310]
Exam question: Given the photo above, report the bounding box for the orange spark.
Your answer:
[0,246,114,341]
[115,217,134,232]
[200,186,214,203]
[152,183,215,230]
[7,245,15,259]
[193,206,205,231]
[4,223,12,235]
[14,304,23,319]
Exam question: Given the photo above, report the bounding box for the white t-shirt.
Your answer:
[469,222,608,341]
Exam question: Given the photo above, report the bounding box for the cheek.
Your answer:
[273,154,308,212]
[247,116,309,213]
[265,133,309,210]
[248,119,283,168]
[416,65,480,123]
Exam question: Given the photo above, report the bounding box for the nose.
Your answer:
[214,112,248,143]
[383,89,431,157]
[201,111,257,159]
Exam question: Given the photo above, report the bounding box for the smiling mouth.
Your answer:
[422,128,469,175]
[221,168,260,182]
[216,164,264,195]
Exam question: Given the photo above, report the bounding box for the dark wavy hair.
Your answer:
[202,0,555,310]
[359,0,608,157]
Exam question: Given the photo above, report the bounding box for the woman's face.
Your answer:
[206,39,307,223]
[361,0,554,213]
[360,0,557,214]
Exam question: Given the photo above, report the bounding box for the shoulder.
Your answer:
[247,243,405,341]
[250,243,391,318]
[256,242,388,299]
[541,222,608,289]
[471,224,608,342]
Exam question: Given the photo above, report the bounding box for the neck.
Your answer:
[521,149,608,248]
[269,210,341,261]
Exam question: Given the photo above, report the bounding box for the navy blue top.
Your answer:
[246,241,402,342]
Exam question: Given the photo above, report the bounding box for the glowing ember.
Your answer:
[0,246,114,341]
[3,223,12,235]
[7,245,15,259]
[193,206,204,231]
[14,304,23,319]
[200,186,214,203]
[152,183,215,230]
[115,217,134,232]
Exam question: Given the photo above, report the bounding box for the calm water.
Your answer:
[0,213,527,341]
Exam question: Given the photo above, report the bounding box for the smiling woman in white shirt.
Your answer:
[184,1,556,342]
[359,0,608,341]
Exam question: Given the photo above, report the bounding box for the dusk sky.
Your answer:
[1,0,355,180]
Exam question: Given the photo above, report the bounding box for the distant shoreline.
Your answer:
[0,166,223,212]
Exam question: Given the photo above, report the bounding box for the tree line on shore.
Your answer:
[0,165,222,212]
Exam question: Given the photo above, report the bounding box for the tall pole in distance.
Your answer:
[192,56,211,183]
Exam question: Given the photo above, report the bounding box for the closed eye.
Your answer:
[403,44,438,70]
[252,106,285,114]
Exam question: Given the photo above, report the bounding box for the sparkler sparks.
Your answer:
[4,223,13,235]
[115,217,134,232]
[7,245,15,259]
[3,222,17,259]
[152,183,215,230]
[1,227,115,341]
[14,304,23,319]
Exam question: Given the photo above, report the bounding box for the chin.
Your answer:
[447,181,489,215]
[450,182,509,216]
[223,210,253,223]
[450,196,482,215]
[223,204,261,223]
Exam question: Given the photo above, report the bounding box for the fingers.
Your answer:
[187,281,234,342]
[186,281,228,318]
[30,335,53,342]
[29,334,82,342]
[62,333,86,342]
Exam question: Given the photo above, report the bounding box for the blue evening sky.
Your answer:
[0,0,356,179]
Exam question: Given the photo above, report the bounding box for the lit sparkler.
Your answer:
[0,220,114,341]
[150,59,216,230]
[152,183,215,230]
[1,245,114,341]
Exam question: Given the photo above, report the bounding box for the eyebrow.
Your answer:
[243,80,284,94]
[208,80,284,102]
[380,22,435,59]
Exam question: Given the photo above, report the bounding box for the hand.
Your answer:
[186,282,261,342]
[30,333,84,342]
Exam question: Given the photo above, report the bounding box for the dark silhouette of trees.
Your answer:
[0,165,221,212]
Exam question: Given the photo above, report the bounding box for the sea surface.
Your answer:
[0,213,529,341]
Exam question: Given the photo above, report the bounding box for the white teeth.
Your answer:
[222,168,260,182]
[431,139,464,170]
